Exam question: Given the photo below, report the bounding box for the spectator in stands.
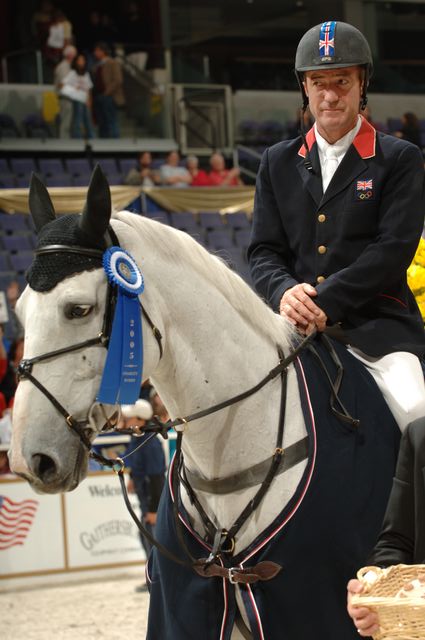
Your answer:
[6,281,20,311]
[119,2,151,56]
[45,9,73,67]
[0,334,24,411]
[4,281,23,345]
[186,155,211,186]
[92,42,125,139]
[124,151,159,187]
[61,53,94,139]
[159,151,192,188]
[54,44,77,138]
[121,398,166,592]
[31,0,55,50]
[394,111,422,148]
[208,152,243,186]
[79,11,117,57]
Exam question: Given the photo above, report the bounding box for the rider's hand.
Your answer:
[279,283,327,332]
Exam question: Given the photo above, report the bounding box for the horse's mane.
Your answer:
[113,211,295,351]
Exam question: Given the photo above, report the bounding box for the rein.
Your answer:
[92,332,317,580]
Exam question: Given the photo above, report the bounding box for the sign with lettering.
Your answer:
[64,472,144,568]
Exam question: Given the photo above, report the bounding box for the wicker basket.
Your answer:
[351,564,425,639]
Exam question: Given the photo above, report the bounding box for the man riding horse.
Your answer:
[248,20,425,431]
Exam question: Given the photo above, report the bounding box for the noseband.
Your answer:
[17,239,163,450]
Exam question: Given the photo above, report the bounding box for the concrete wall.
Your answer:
[233,89,425,129]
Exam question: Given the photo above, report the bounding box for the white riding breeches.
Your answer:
[347,348,425,432]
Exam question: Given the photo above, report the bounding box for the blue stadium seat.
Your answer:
[0,159,10,174]
[92,158,122,185]
[0,173,16,188]
[0,272,19,290]
[0,252,12,271]
[65,158,92,178]
[198,212,224,230]
[0,213,30,233]
[0,113,21,137]
[234,229,251,250]
[226,212,251,230]
[15,176,32,188]
[143,211,170,225]
[10,251,34,273]
[93,158,119,176]
[72,175,90,187]
[45,173,73,187]
[2,235,34,252]
[169,211,198,232]
[207,229,234,250]
[38,158,65,176]
[10,158,37,178]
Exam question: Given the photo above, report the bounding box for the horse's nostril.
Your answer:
[31,453,58,483]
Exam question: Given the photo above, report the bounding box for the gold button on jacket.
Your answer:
[318,245,327,254]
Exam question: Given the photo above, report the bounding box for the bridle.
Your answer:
[17,238,164,450]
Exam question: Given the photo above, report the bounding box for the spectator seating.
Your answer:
[198,211,225,231]
[22,114,53,139]
[10,158,37,181]
[0,114,21,138]
[38,158,65,176]
[64,158,92,185]
[144,210,170,225]
[93,158,123,185]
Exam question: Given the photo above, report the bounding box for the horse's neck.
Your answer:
[147,265,293,479]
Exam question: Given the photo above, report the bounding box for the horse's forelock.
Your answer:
[26,214,106,292]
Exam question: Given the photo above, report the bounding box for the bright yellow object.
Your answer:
[407,237,425,322]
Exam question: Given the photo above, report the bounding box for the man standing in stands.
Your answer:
[92,42,125,138]
[248,21,425,431]
[54,44,77,138]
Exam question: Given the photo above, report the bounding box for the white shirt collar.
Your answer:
[315,115,362,162]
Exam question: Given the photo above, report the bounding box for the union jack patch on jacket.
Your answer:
[355,179,374,200]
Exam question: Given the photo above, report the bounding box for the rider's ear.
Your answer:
[79,164,112,241]
[29,172,56,232]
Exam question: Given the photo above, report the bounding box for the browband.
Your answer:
[35,245,104,259]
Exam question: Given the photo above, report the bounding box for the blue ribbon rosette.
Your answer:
[96,247,145,405]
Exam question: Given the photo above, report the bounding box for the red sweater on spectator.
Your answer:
[208,170,240,186]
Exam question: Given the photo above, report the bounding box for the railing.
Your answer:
[234,144,262,182]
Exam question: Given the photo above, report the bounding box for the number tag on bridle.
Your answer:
[96,247,145,405]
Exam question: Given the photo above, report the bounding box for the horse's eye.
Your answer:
[65,304,93,319]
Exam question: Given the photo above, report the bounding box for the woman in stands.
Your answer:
[61,53,94,140]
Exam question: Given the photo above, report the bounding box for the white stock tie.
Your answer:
[322,149,339,192]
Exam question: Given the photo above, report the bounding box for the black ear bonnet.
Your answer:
[26,166,112,292]
[26,214,106,292]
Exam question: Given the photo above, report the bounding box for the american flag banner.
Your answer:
[0,494,38,550]
[357,179,373,191]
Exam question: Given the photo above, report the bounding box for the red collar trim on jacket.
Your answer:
[298,115,377,160]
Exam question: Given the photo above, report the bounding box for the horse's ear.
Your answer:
[28,172,56,233]
[79,164,112,240]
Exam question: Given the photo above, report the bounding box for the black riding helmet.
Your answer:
[295,21,373,110]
